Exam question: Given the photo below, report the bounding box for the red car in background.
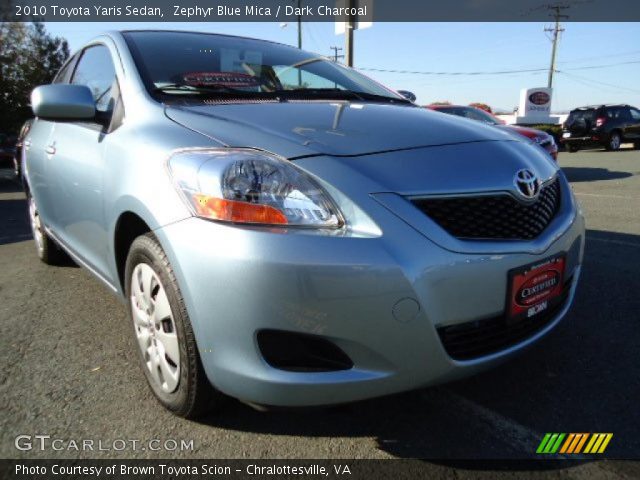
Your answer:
[427,105,558,161]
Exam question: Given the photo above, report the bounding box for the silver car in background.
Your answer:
[24,30,584,417]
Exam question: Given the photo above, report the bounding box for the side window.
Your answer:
[53,55,77,84]
[607,107,629,120]
[71,45,116,114]
[273,66,342,90]
[630,109,640,121]
[465,109,490,123]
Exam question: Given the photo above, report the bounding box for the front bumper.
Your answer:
[155,176,585,407]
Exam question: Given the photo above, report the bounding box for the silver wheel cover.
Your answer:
[131,263,180,393]
[611,134,620,150]
[28,196,44,253]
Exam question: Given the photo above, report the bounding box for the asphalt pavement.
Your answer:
[1,148,639,478]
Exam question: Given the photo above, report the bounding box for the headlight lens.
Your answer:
[167,149,343,228]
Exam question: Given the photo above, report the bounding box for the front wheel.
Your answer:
[125,234,218,418]
[567,144,579,153]
[606,132,621,151]
[27,193,65,265]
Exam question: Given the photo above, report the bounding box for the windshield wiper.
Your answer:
[153,84,414,105]
[352,91,413,104]
[272,88,412,104]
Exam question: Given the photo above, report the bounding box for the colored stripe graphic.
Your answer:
[572,433,589,453]
[583,433,599,454]
[597,434,613,453]
[550,433,565,453]
[559,433,575,454]
[544,433,559,453]
[537,433,612,454]
[536,433,552,454]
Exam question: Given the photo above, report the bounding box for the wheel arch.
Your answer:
[113,211,152,295]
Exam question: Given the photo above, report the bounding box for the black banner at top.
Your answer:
[2,0,640,22]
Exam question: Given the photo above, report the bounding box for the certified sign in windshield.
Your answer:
[183,72,261,88]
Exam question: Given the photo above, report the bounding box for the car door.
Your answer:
[627,108,640,141]
[46,44,120,279]
[25,55,78,227]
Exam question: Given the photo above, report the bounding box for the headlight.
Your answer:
[167,148,343,228]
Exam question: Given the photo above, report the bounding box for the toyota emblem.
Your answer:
[514,169,541,201]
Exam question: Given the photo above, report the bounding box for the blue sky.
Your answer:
[45,22,640,112]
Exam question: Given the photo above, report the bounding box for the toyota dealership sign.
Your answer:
[519,87,553,119]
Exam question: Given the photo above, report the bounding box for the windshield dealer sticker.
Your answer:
[182,72,261,88]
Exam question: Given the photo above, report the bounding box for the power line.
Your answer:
[558,49,640,65]
[558,71,640,95]
[358,59,640,77]
[566,60,640,71]
[358,67,551,76]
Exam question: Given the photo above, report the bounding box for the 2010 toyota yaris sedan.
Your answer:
[23,30,584,418]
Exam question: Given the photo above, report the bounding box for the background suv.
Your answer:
[562,104,640,152]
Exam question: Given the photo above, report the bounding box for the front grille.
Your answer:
[437,276,572,360]
[411,178,561,240]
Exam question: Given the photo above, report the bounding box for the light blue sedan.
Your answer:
[23,30,584,417]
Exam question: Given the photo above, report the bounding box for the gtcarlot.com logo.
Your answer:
[14,435,194,452]
[536,433,613,455]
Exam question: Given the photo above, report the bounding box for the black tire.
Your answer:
[125,233,218,418]
[605,131,621,151]
[567,144,579,153]
[27,192,66,265]
[633,142,640,150]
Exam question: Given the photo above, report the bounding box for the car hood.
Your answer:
[165,101,514,159]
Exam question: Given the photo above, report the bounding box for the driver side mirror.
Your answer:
[397,90,417,102]
[31,84,96,120]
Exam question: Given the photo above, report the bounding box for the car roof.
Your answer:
[571,104,630,110]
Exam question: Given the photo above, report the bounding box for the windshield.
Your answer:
[123,31,402,101]
[436,106,500,125]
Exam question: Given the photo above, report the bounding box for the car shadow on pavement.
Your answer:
[192,229,639,466]
[0,172,23,193]
[0,199,32,245]
[0,172,32,245]
[562,167,632,183]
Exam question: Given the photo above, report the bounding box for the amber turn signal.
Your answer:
[192,194,288,225]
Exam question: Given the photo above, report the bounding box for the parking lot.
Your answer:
[1,148,639,476]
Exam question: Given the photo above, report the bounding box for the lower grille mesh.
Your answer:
[437,276,573,360]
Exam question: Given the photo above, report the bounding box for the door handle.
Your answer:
[45,145,56,155]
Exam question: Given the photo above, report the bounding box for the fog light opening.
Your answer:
[257,329,353,372]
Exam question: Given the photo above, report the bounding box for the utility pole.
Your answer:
[330,46,344,62]
[296,0,302,86]
[345,0,355,66]
[296,0,302,49]
[545,4,568,89]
